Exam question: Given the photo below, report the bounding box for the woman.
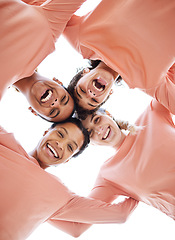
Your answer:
[63,0,175,114]
[0,0,87,122]
[0,117,138,239]
[46,99,175,237]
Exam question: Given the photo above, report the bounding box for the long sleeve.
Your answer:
[63,14,97,59]
[36,0,88,42]
[63,0,175,115]
[21,0,46,5]
[0,0,87,98]
[48,176,138,237]
[146,63,175,115]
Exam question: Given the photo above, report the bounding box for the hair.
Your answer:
[67,60,122,120]
[95,108,139,135]
[51,117,90,158]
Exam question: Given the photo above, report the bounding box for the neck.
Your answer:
[113,131,126,149]
[29,148,48,170]
[13,72,37,95]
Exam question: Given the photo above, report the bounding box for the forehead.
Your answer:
[52,122,84,146]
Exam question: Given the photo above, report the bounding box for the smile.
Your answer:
[46,143,59,158]
[102,126,111,140]
[40,89,53,103]
[92,78,106,92]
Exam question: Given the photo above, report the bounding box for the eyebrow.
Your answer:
[75,88,82,99]
[60,127,78,148]
[64,95,69,105]
[88,102,98,107]
[60,127,68,134]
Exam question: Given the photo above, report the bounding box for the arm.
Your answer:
[63,14,97,59]
[21,0,46,5]
[40,0,88,41]
[48,178,138,237]
[146,63,175,115]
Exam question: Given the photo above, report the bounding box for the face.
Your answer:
[82,111,122,148]
[28,78,74,122]
[74,62,116,110]
[36,122,84,168]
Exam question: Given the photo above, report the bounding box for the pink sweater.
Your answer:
[0,0,86,99]
[63,0,175,114]
[47,100,175,237]
[0,126,137,239]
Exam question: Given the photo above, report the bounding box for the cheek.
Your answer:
[91,136,101,145]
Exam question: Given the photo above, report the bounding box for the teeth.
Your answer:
[47,143,58,158]
[103,127,110,140]
[93,80,104,91]
[41,90,52,103]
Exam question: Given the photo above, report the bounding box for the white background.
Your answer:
[0,0,174,239]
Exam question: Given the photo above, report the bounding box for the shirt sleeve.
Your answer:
[47,174,138,237]
[37,0,88,42]
[146,63,175,115]
[21,0,46,5]
[63,14,98,59]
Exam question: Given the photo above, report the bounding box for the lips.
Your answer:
[40,89,53,103]
[102,126,111,140]
[46,143,59,158]
[92,78,106,92]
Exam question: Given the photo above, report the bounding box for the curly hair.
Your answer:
[67,60,122,120]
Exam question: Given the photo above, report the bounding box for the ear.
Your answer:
[52,77,63,85]
[109,89,113,95]
[43,130,48,136]
[28,106,38,116]
[83,68,90,74]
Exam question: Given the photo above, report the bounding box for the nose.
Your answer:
[87,89,96,98]
[51,98,59,107]
[95,126,103,135]
[55,141,64,158]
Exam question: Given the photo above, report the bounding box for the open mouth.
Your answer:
[92,79,106,92]
[40,89,53,103]
[102,126,111,140]
[46,143,59,158]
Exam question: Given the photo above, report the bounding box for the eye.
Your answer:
[67,144,73,152]
[80,87,86,93]
[57,131,64,138]
[94,116,100,124]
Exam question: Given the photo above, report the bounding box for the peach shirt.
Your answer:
[63,0,175,114]
[0,126,137,239]
[47,100,175,237]
[0,0,87,99]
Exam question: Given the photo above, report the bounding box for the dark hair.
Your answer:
[67,60,122,120]
[38,86,75,122]
[51,117,90,158]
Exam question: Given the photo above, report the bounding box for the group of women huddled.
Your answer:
[0,0,174,239]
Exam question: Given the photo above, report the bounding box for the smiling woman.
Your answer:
[0,0,174,239]
[68,60,119,119]
[30,117,89,168]
[14,71,75,122]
